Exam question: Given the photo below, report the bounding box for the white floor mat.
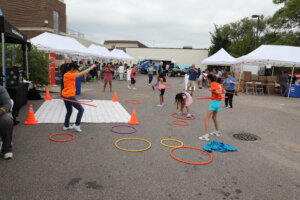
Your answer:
[35,99,131,123]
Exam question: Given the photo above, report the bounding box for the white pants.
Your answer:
[119,73,124,80]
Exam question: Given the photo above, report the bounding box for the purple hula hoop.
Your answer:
[111,125,137,134]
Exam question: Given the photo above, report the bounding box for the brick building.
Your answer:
[0,0,66,38]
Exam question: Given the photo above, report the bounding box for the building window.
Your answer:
[53,11,60,34]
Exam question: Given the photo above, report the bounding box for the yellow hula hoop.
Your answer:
[114,138,152,152]
[134,94,150,98]
[160,139,184,148]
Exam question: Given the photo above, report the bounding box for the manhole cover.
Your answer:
[233,132,260,141]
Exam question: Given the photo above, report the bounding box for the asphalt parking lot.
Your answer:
[1,75,299,200]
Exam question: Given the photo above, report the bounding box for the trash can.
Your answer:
[76,77,83,95]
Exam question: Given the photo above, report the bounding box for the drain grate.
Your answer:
[233,132,260,141]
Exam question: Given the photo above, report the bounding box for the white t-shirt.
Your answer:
[118,66,124,73]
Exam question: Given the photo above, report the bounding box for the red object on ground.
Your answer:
[49,133,75,142]
[125,100,142,104]
[170,146,213,165]
[172,120,189,126]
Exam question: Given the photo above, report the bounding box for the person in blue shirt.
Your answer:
[187,64,198,96]
[224,72,237,108]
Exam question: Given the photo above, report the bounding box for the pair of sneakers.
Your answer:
[177,112,191,118]
[63,124,82,132]
[128,85,137,90]
[199,131,221,141]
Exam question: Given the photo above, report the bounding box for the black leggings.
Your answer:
[225,90,234,108]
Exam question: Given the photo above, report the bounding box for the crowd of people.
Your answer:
[0,59,238,160]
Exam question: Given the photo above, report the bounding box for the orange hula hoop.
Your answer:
[172,120,189,126]
[49,133,75,142]
[125,100,142,104]
[170,146,213,165]
[62,98,97,107]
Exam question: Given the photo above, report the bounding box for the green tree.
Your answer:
[208,25,231,56]
[0,44,49,87]
[272,0,300,30]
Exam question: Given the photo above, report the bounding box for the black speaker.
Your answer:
[6,67,23,87]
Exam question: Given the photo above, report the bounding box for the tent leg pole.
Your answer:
[288,67,294,98]
[25,45,29,80]
[1,33,6,88]
[271,66,274,77]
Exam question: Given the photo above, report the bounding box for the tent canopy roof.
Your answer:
[0,16,27,44]
[110,49,135,61]
[88,44,112,59]
[234,45,300,67]
[202,48,236,66]
[30,32,98,57]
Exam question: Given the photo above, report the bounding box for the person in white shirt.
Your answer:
[118,64,125,80]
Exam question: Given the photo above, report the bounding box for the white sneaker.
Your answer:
[3,152,13,160]
[199,134,210,141]
[132,88,137,90]
[157,104,163,107]
[186,113,192,118]
[127,85,131,89]
[63,126,73,131]
[226,106,230,109]
[72,124,82,132]
[210,131,221,137]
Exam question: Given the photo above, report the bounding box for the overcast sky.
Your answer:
[64,0,282,48]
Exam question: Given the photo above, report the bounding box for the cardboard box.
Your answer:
[258,76,267,82]
[267,76,276,82]
[266,85,275,95]
[252,75,258,81]
[243,71,252,82]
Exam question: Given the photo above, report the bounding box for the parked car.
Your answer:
[139,61,151,74]
[170,65,188,77]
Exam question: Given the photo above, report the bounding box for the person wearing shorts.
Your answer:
[128,66,137,90]
[187,64,198,96]
[157,73,166,107]
[199,74,223,141]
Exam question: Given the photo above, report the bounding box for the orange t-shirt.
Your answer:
[210,82,223,101]
[62,72,77,97]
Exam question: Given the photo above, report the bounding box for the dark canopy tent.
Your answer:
[0,12,30,88]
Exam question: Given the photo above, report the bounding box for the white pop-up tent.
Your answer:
[202,48,236,66]
[30,32,99,57]
[110,49,135,61]
[234,45,300,97]
[88,44,113,59]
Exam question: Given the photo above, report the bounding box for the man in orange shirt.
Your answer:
[199,74,223,141]
[62,63,96,132]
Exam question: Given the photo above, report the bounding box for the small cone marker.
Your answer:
[112,90,119,102]
[24,104,39,125]
[128,107,140,125]
[44,87,52,100]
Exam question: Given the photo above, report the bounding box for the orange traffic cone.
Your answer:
[24,104,39,125]
[128,107,140,125]
[112,90,119,102]
[44,87,52,100]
